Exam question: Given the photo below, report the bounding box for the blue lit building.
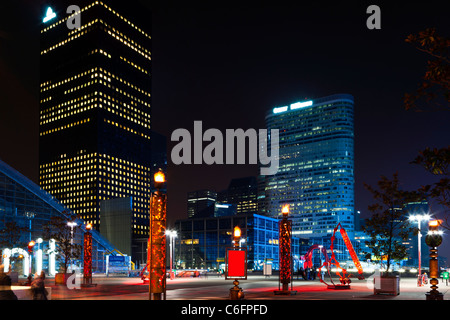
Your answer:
[174,213,303,271]
[260,94,355,238]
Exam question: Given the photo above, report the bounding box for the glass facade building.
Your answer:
[0,159,117,274]
[38,0,153,240]
[261,94,355,238]
[175,213,302,271]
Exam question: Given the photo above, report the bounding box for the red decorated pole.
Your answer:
[83,223,93,286]
[275,205,296,295]
[149,170,167,300]
[279,205,291,291]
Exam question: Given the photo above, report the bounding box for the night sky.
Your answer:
[0,1,449,254]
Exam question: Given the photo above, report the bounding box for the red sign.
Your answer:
[226,248,247,280]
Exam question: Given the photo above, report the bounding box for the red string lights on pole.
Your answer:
[82,223,95,287]
[274,205,296,295]
[149,170,167,300]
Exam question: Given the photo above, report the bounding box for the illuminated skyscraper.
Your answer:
[38,1,153,238]
[261,94,355,237]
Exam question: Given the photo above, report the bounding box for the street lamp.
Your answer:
[229,225,245,300]
[409,214,430,286]
[67,221,78,271]
[233,226,241,248]
[27,241,35,277]
[165,230,177,280]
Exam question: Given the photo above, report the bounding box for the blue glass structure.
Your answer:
[0,158,118,274]
[175,213,301,271]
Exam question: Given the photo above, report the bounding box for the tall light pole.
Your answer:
[229,225,245,300]
[165,230,177,280]
[27,241,35,277]
[409,214,430,286]
[67,221,78,271]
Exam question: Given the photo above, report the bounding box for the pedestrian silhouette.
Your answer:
[31,271,48,300]
[0,264,18,300]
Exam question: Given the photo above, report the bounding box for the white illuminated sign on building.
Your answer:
[43,7,57,23]
[273,100,313,114]
[273,106,288,114]
[290,100,313,110]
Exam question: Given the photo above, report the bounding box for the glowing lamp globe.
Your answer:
[154,170,165,189]
[425,220,443,247]
[234,226,241,238]
[282,205,289,216]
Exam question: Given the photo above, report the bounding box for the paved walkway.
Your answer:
[41,275,449,300]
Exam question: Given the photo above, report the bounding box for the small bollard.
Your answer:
[230,279,244,300]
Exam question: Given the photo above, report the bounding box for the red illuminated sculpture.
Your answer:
[302,223,364,289]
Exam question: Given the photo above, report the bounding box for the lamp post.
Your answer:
[27,240,35,277]
[229,226,245,300]
[165,230,177,280]
[274,204,296,295]
[67,221,78,271]
[409,214,430,286]
[149,169,167,300]
[425,219,444,300]
[82,223,96,287]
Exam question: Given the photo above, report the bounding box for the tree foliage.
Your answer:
[0,220,28,250]
[411,146,450,229]
[404,28,450,111]
[43,213,82,273]
[404,28,450,230]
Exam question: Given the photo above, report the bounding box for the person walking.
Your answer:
[0,265,18,300]
[31,271,48,300]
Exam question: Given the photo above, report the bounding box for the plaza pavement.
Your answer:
[40,274,449,300]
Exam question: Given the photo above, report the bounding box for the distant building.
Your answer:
[187,190,217,218]
[100,197,133,257]
[174,213,302,271]
[224,176,258,215]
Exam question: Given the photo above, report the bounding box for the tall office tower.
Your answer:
[262,94,355,238]
[187,190,217,218]
[38,1,152,238]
